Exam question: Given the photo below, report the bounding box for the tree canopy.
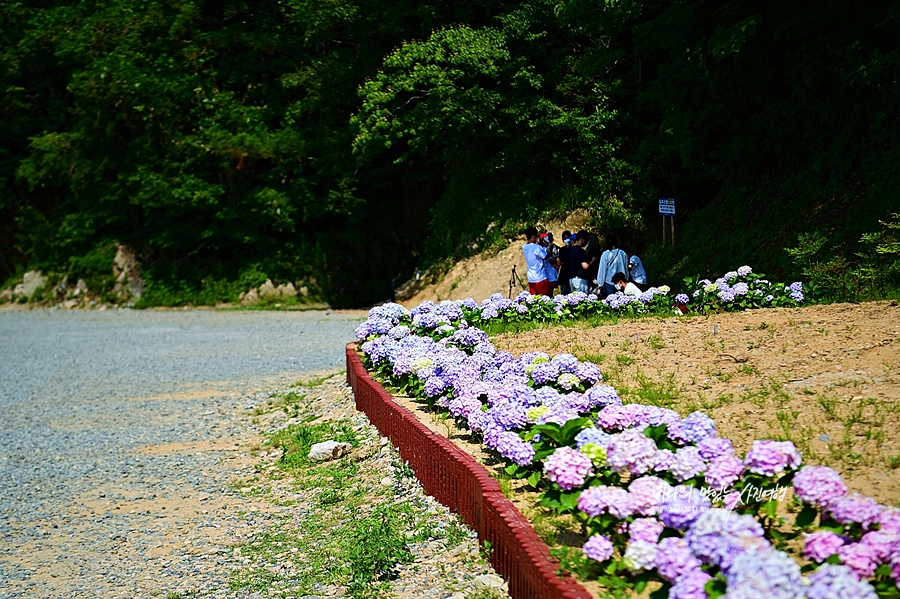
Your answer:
[1,0,897,306]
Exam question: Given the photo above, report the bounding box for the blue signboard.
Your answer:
[659,198,676,215]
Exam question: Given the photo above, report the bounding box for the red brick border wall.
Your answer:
[346,343,592,599]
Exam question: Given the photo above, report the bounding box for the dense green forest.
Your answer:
[1,0,898,307]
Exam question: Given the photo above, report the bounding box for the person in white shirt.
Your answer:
[522,227,551,295]
[628,254,647,291]
[595,235,629,297]
[612,272,642,297]
[540,232,560,295]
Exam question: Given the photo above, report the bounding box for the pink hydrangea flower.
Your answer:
[628,476,671,516]
[839,542,879,579]
[578,485,632,519]
[860,530,900,562]
[606,429,658,475]
[704,455,745,491]
[804,531,846,563]
[543,446,593,491]
[827,493,884,528]
[793,465,848,507]
[582,534,614,562]
[629,518,665,544]
[743,440,802,476]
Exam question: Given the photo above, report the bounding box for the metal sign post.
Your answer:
[658,198,675,246]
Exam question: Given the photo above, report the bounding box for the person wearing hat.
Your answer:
[522,227,552,295]
[568,231,597,294]
[557,230,573,295]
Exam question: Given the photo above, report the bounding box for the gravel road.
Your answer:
[0,309,364,598]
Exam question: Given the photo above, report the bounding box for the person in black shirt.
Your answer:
[568,231,597,293]
[557,231,573,295]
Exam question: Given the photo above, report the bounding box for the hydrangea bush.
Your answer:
[425,268,806,329]
[355,276,897,598]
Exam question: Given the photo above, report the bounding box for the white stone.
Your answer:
[240,288,259,306]
[472,574,507,591]
[258,279,278,299]
[308,440,352,462]
[279,282,297,298]
[15,270,46,299]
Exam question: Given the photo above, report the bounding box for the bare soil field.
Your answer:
[491,300,900,506]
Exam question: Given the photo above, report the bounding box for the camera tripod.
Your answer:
[508,264,524,298]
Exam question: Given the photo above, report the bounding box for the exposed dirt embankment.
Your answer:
[490,301,900,505]
[399,213,591,307]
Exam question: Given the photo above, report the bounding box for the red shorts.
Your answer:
[528,279,552,296]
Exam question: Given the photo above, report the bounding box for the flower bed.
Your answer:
[353,268,899,599]
[435,267,804,327]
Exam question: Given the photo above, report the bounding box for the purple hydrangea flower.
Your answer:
[583,384,621,408]
[543,447,593,491]
[655,537,702,583]
[697,436,735,461]
[704,455,745,491]
[659,485,712,529]
[877,508,900,534]
[793,465,848,507]
[354,321,373,340]
[653,449,676,473]
[723,548,805,599]
[582,534,614,562]
[826,493,884,528]
[804,531,846,563]
[807,564,878,599]
[671,446,706,482]
[686,509,767,569]
[737,265,753,277]
[508,384,539,408]
[718,289,736,303]
[537,405,580,426]
[838,542,879,578]
[669,568,711,599]
[485,401,527,431]
[723,490,742,510]
[733,282,750,296]
[578,485,632,519]
[530,362,562,385]
[675,293,690,305]
[596,404,636,431]
[623,540,658,572]
[677,411,717,443]
[606,429,659,476]
[493,432,536,467]
[551,353,579,373]
[575,362,604,384]
[628,476,671,516]
[629,518,665,544]
[860,529,900,562]
[423,376,447,397]
[743,440,802,476]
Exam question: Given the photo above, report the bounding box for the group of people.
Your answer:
[521,227,647,299]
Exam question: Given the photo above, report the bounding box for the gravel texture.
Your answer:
[0,309,356,598]
[0,309,507,599]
